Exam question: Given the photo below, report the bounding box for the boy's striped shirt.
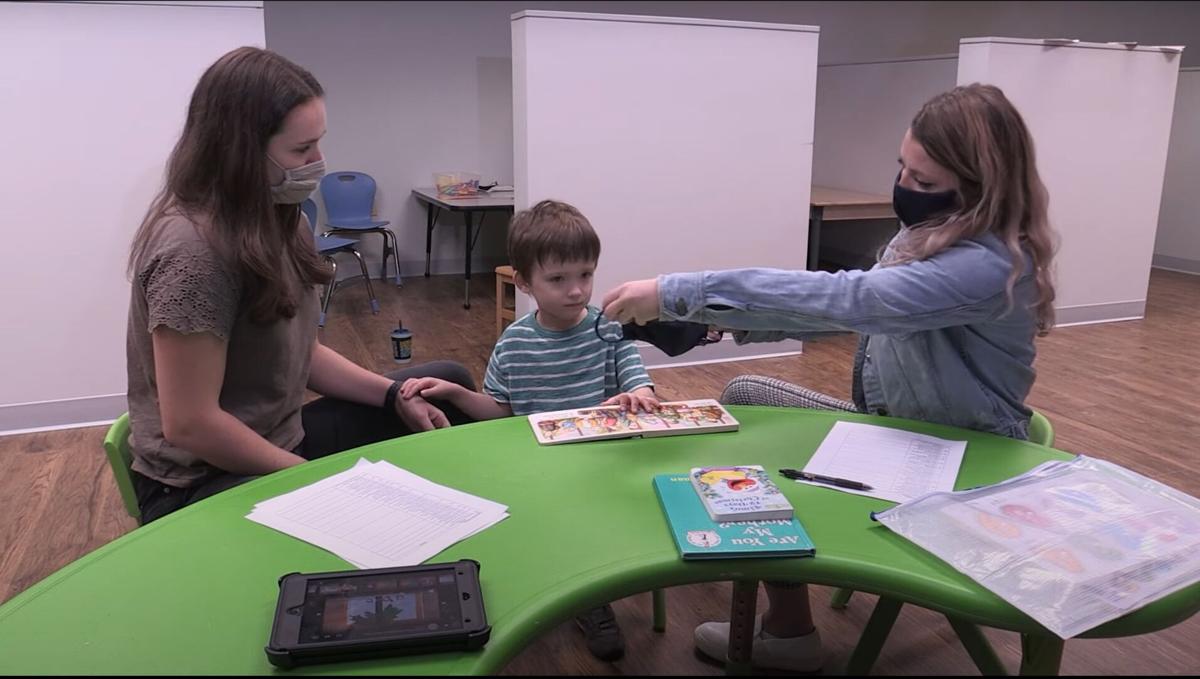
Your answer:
[483,307,654,415]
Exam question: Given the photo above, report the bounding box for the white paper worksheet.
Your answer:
[800,421,967,503]
[247,459,508,569]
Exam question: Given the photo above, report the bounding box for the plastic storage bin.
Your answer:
[434,171,481,197]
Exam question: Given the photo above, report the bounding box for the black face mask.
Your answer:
[892,172,957,228]
[620,320,715,357]
[597,313,718,357]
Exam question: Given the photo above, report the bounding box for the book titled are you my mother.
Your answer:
[653,474,814,560]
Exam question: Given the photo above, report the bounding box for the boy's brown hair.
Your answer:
[507,200,600,278]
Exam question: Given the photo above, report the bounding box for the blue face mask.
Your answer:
[892,172,957,228]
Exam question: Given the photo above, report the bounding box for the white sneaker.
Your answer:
[694,617,823,672]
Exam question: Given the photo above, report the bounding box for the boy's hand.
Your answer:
[400,377,461,402]
[601,279,660,325]
[401,377,511,422]
[603,387,661,413]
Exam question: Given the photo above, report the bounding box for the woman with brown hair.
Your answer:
[126,46,474,524]
[601,83,1057,671]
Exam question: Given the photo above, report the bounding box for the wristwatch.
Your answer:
[383,380,403,412]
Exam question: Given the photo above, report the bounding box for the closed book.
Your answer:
[689,465,794,522]
[653,474,815,560]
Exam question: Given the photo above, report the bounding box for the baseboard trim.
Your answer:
[1151,255,1200,276]
[328,257,509,281]
[0,297,1152,434]
[0,393,126,437]
[402,257,509,279]
[637,336,804,369]
[1054,299,1146,327]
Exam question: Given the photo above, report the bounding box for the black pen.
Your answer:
[779,468,874,491]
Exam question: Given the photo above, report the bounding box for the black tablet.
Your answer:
[265,559,490,669]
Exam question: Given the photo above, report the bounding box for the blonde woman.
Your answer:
[602,83,1057,671]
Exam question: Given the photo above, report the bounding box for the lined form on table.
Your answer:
[247,459,508,568]
[798,421,967,503]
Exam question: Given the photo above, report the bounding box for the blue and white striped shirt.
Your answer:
[483,307,654,416]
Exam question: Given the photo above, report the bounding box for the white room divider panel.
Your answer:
[1154,68,1200,275]
[958,37,1182,326]
[813,55,958,194]
[0,1,265,432]
[512,10,819,367]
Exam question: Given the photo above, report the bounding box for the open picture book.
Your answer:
[528,399,739,445]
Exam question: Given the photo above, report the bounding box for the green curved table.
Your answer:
[1,407,1197,675]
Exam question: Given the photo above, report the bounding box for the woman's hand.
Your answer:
[395,392,450,432]
[601,278,660,325]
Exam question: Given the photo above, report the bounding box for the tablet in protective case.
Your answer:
[265,559,490,669]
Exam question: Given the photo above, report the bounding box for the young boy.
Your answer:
[399,199,658,661]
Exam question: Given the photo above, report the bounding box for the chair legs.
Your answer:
[319,250,380,327]
[320,257,338,328]
[347,248,381,314]
[948,617,1007,675]
[1019,633,1064,676]
[844,596,903,675]
[379,228,403,287]
[651,588,667,632]
[831,587,854,609]
[842,595,1015,676]
[325,228,403,287]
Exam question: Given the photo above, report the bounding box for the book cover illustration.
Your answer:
[653,474,814,560]
[528,399,738,445]
[689,465,794,522]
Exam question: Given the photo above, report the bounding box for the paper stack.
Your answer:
[247,459,508,569]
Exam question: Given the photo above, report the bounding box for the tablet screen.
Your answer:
[297,568,463,644]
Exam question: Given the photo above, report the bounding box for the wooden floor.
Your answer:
[1,268,1198,675]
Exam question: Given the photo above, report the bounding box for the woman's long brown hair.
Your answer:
[887,83,1057,334]
[129,46,332,322]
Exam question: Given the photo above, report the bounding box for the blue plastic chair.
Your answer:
[302,199,380,327]
[318,171,402,287]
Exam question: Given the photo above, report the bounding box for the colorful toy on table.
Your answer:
[433,171,481,197]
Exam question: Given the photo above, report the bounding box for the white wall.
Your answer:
[1154,68,1200,275]
[0,1,265,433]
[813,55,958,194]
[513,11,817,366]
[810,54,1200,279]
[810,55,957,268]
[7,1,1200,430]
[264,1,519,279]
[265,1,1200,280]
[959,38,1181,325]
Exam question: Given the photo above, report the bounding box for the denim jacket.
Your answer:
[657,232,1038,439]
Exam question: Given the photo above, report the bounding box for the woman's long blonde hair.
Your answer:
[886,83,1057,334]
